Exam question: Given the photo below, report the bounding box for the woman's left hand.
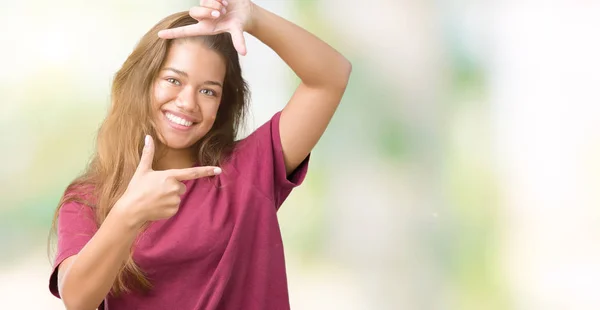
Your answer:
[158,0,255,55]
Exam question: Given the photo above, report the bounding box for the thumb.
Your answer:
[137,135,155,172]
[230,28,247,56]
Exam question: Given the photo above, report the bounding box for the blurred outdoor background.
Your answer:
[1,0,600,309]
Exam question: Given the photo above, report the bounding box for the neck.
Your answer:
[154,146,196,170]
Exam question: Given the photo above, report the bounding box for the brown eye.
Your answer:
[200,89,216,96]
[166,78,181,86]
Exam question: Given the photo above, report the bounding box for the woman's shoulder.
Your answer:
[61,182,97,209]
[219,111,285,177]
[55,183,99,228]
[230,111,282,154]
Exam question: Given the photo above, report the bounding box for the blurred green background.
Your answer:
[1,1,600,309]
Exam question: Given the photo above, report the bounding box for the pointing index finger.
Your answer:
[166,166,222,181]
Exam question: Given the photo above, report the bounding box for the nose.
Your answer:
[174,86,198,112]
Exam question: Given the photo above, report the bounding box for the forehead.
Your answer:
[161,40,226,81]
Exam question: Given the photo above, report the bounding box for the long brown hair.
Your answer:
[48,11,249,295]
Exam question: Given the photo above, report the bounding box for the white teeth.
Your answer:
[165,112,193,127]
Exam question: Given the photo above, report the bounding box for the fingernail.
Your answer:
[145,135,150,146]
[213,167,222,175]
[223,0,228,6]
[222,8,227,14]
[211,10,220,17]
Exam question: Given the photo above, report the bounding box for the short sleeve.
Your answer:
[231,111,310,209]
[49,201,98,298]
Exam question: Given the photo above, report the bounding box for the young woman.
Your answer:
[48,0,351,309]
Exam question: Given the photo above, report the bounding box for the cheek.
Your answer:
[153,84,172,107]
[201,101,220,120]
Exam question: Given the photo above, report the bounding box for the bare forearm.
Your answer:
[59,206,140,310]
[247,4,351,89]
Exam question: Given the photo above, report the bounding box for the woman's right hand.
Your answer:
[115,135,221,225]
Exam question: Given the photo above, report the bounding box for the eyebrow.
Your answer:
[162,67,223,88]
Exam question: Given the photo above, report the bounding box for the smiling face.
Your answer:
[152,40,227,150]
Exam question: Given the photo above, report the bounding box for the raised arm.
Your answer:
[247,5,352,174]
[158,1,352,175]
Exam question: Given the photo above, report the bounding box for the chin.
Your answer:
[157,129,206,150]
[161,138,197,149]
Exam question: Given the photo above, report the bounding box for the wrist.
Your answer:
[111,198,145,231]
[245,3,263,35]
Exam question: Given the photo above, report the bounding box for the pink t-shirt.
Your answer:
[49,111,309,310]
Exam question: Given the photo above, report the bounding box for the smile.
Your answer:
[164,111,195,127]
